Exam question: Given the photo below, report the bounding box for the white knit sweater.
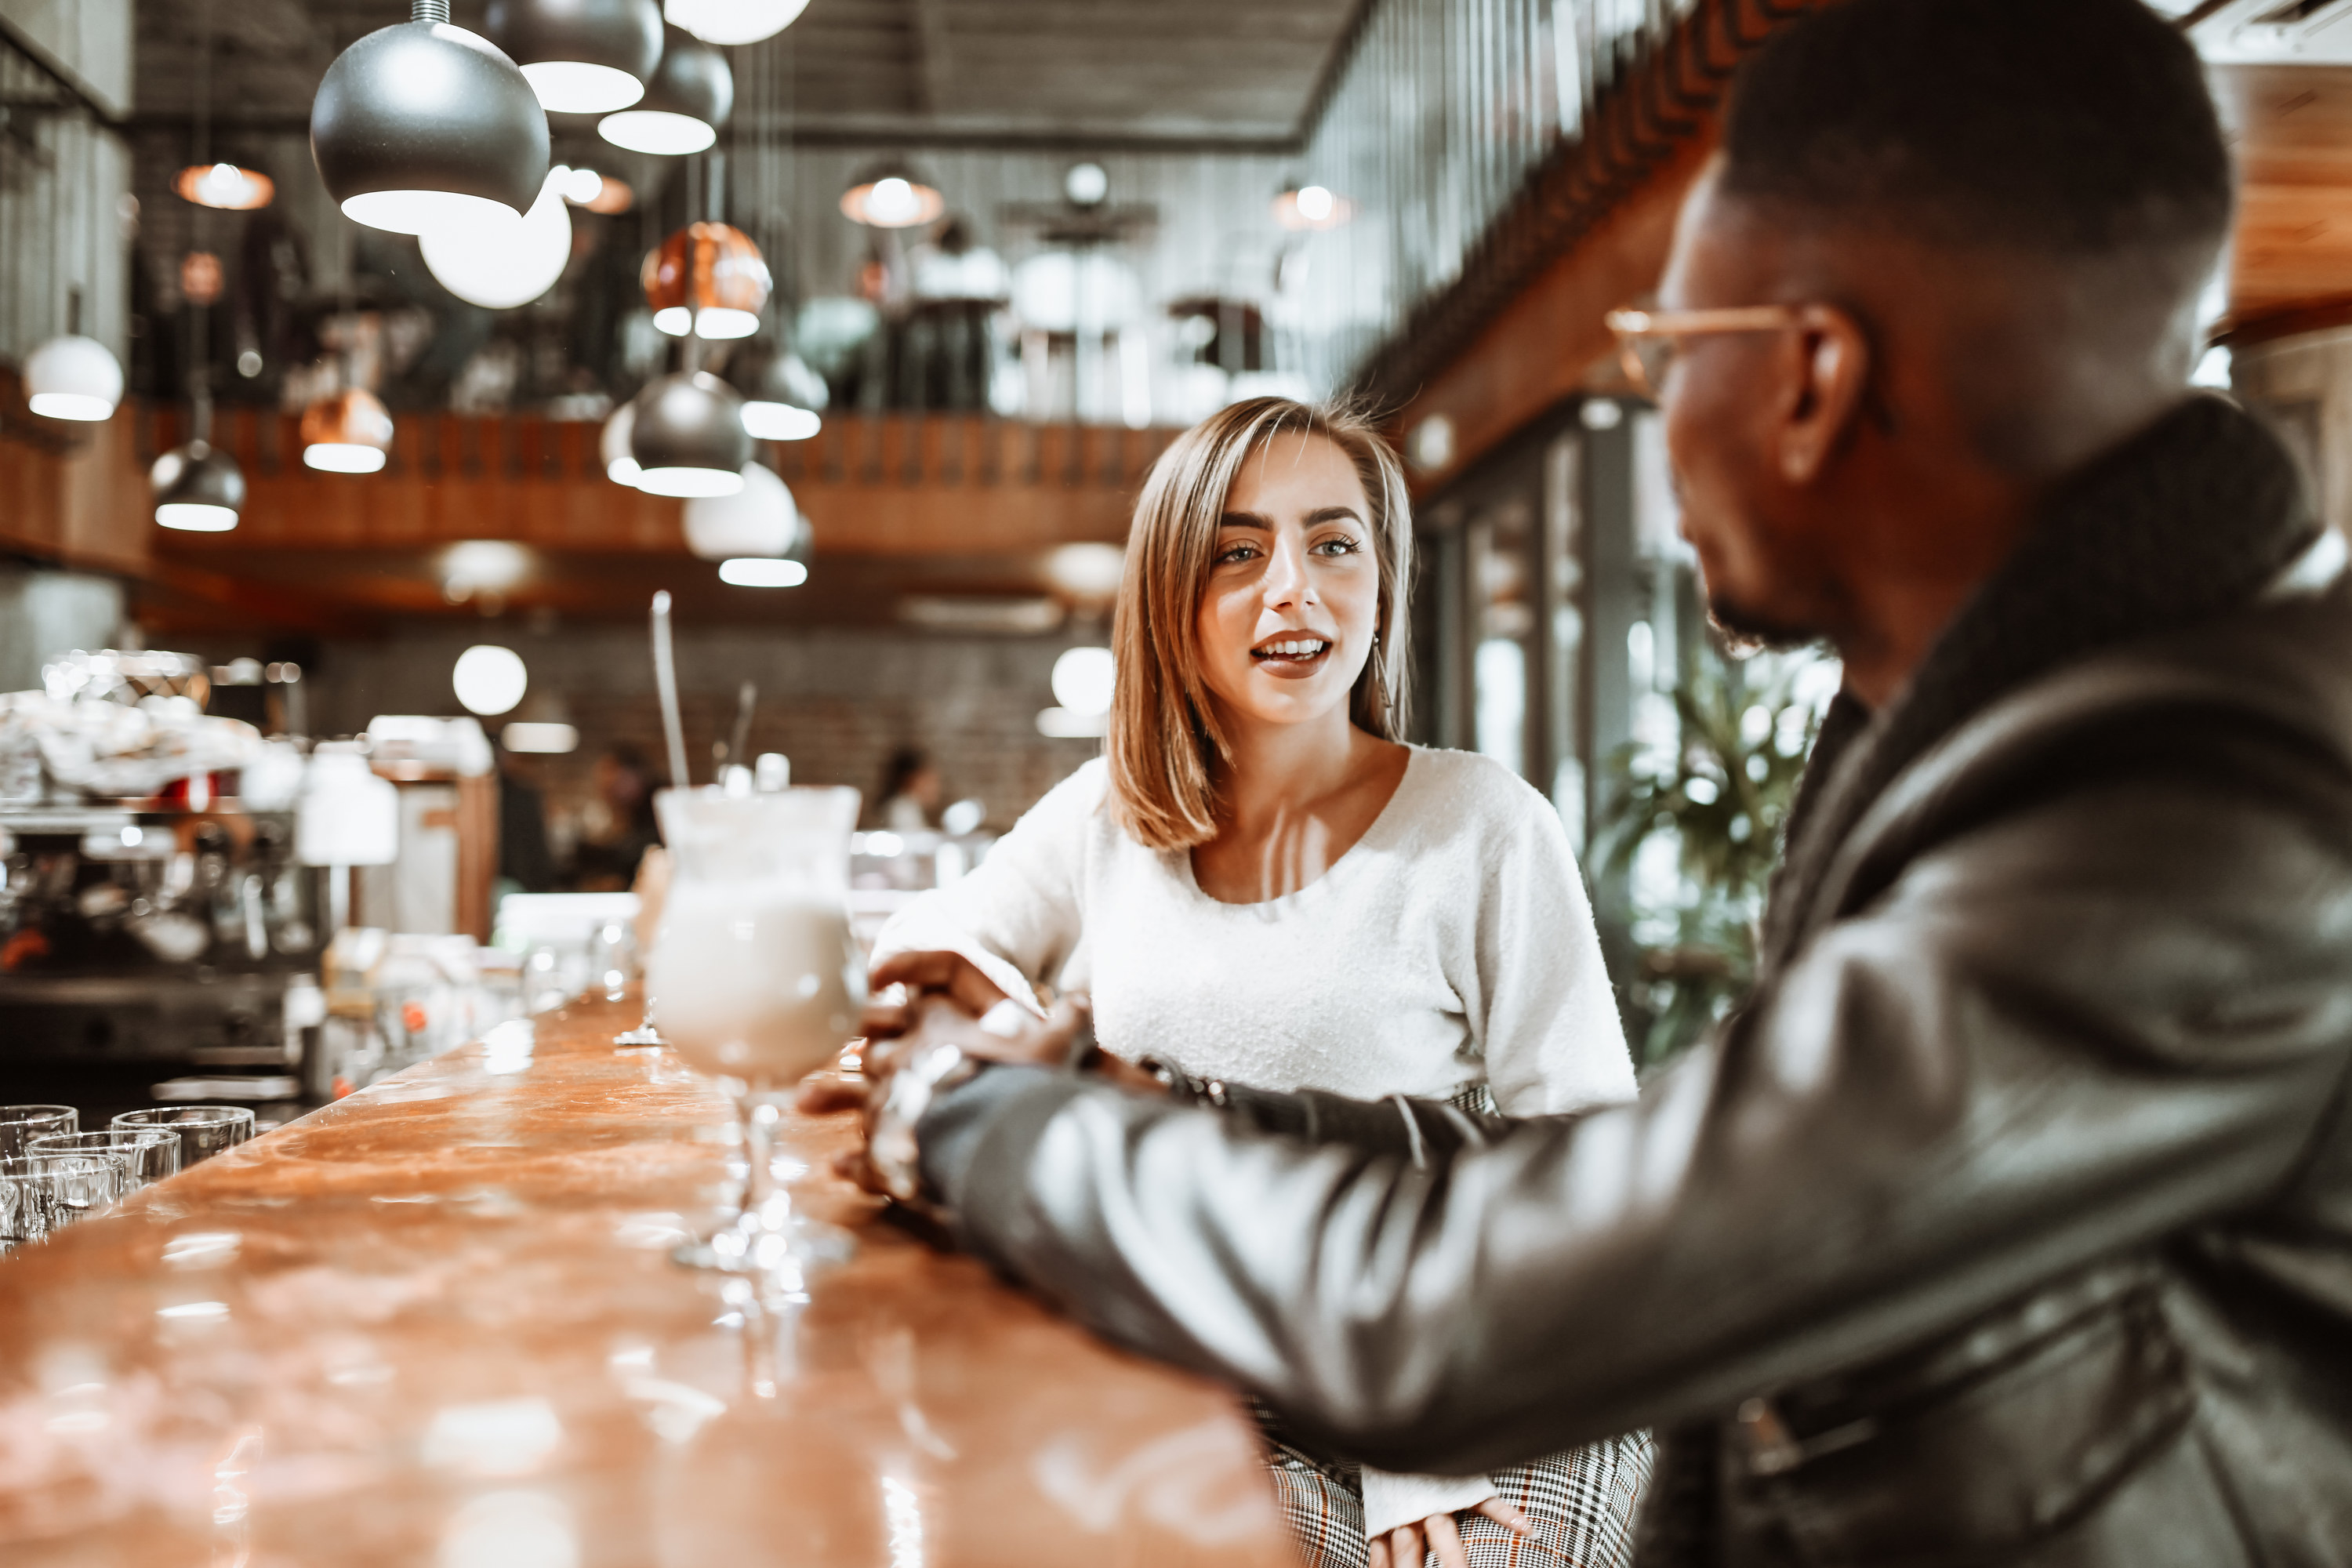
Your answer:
[872,746,1636,1533]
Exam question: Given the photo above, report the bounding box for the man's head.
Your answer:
[1656,0,2233,678]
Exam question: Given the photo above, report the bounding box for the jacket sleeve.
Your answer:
[923,753,2352,1475]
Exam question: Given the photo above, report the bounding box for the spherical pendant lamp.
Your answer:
[643,221,769,339]
[301,389,397,474]
[597,26,729,154]
[684,461,795,559]
[840,160,943,229]
[174,162,275,211]
[665,0,810,46]
[311,0,553,235]
[738,347,826,441]
[630,371,749,496]
[421,166,574,308]
[151,441,247,532]
[24,333,124,422]
[601,401,643,486]
[485,0,664,114]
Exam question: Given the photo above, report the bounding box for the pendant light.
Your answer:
[24,312,123,422]
[598,26,729,154]
[151,438,246,532]
[684,461,794,559]
[1272,181,1355,231]
[301,388,396,473]
[25,115,123,423]
[840,159,943,229]
[644,221,769,339]
[311,0,552,235]
[485,0,665,114]
[173,162,274,211]
[601,401,642,486]
[737,346,826,441]
[629,371,750,496]
[421,166,575,309]
[665,0,810,45]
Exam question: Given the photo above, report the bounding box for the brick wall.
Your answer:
[256,620,1104,836]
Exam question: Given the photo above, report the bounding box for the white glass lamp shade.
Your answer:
[310,15,552,234]
[717,557,807,586]
[486,0,664,113]
[683,463,795,560]
[151,441,246,531]
[666,0,809,45]
[452,644,530,716]
[630,370,750,495]
[601,401,642,485]
[1051,646,1116,716]
[296,747,400,866]
[24,335,124,422]
[420,167,574,308]
[598,25,728,154]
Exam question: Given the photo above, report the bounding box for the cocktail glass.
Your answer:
[113,1105,256,1167]
[0,1106,78,1162]
[30,1129,183,1188]
[645,786,862,1284]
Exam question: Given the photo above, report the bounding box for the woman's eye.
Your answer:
[1312,535,1362,556]
[1216,543,1259,564]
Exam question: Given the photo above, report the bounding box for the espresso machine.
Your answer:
[0,653,324,1127]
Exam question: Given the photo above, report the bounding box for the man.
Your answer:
[816,2,2352,1560]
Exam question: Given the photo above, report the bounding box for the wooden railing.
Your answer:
[128,405,1181,558]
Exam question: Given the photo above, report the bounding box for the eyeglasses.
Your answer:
[1605,303,1802,400]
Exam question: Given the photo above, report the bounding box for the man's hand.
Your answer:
[794,949,1094,1194]
[1366,1499,1534,1568]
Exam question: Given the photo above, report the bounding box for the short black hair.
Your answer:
[1720,0,2232,258]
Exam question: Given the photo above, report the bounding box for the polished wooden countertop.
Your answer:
[0,996,1290,1565]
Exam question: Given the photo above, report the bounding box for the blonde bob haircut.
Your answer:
[1107,396,1414,851]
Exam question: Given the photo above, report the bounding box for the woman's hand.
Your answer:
[1366,1498,1534,1568]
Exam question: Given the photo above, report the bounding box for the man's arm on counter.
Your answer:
[912,768,2352,1477]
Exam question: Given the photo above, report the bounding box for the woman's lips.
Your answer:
[1250,637,1332,680]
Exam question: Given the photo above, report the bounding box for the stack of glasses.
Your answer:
[0,1104,257,1252]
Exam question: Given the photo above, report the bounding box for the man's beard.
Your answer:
[1704,589,1821,655]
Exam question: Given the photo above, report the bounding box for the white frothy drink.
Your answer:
[648,889,863,1086]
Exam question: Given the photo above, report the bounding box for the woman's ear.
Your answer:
[1775,303,1871,486]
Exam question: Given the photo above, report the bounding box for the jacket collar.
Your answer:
[1760,393,2319,969]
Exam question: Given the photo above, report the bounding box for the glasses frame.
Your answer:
[1605,304,1803,400]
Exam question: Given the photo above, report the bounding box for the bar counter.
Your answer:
[0,996,1290,1566]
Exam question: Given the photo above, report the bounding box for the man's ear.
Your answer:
[1775,303,1871,485]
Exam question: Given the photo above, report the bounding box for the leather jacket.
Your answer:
[919,402,2352,1566]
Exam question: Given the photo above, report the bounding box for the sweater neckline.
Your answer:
[1174,746,1424,913]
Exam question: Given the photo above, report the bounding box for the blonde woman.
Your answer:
[871,397,1646,1568]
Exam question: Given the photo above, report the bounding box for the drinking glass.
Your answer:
[113,1105,256,1167]
[645,786,863,1279]
[30,1129,183,1188]
[0,1156,123,1236]
[0,1106,78,1161]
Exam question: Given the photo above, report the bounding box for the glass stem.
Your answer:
[739,1086,781,1223]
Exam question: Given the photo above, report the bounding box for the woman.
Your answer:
[873,397,1646,1568]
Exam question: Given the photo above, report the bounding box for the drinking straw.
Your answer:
[651,590,691,790]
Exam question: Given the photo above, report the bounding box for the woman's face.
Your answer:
[1192,431,1382,733]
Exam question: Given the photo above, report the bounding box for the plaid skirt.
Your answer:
[1257,1406,1650,1568]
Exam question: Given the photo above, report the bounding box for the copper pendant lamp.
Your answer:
[301,389,397,474]
[643,221,771,339]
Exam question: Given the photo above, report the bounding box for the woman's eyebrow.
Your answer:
[1218,511,1272,530]
[1305,506,1364,525]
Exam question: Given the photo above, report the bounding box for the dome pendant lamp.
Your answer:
[644,221,770,339]
[24,304,124,423]
[666,0,811,46]
[311,0,552,235]
[301,388,397,473]
[630,371,750,496]
[598,25,730,155]
[485,0,665,115]
[151,438,247,532]
[738,346,826,441]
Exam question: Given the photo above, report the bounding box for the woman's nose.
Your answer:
[1261,534,1312,605]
